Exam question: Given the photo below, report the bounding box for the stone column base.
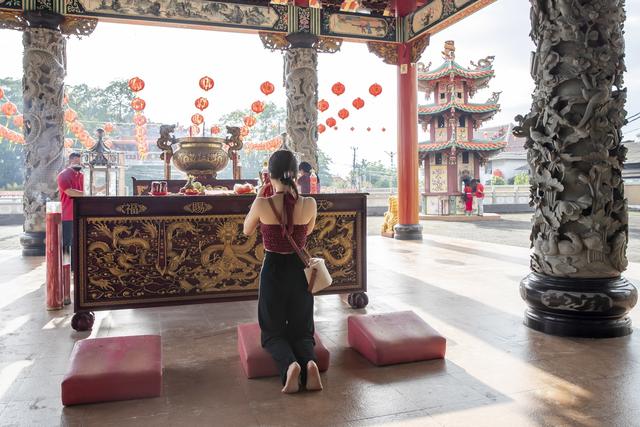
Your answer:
[520,272,638,338]
[21,231,46,256]
[393,224,423,241]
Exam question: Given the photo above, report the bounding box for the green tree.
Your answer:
[0,77,140,188]
[514,171,530,185]
[0,78,25,189]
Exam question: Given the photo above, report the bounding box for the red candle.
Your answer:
[46,210,63,310]
[63,263,71,305]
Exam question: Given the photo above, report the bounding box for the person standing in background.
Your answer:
[298,161,321,194]
[57,152,84,269]
[463,178,474,216]
[473,179,485,216]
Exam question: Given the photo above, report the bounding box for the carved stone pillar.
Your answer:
[515,0,636,337]
[284,32,319,170]
[20,12,66,256]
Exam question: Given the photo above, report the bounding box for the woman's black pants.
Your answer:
[258,251,317,386]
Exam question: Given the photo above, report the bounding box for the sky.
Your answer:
[0,0,639,177]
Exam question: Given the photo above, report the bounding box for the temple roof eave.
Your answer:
[418,102,500,117]
[418,139,508,154]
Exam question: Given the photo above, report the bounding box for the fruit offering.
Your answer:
[180,176,204,195]
[234,183,255,195]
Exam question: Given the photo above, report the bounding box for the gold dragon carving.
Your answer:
[83,212,358,304]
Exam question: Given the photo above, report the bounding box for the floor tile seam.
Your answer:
[343,406,440,425]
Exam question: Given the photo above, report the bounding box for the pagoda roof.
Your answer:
[418,60,494,82]
[418,138,507,154]
[418,101,499,116]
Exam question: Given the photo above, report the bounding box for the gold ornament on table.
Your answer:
[157,125,243,180]
[381,196,398,238]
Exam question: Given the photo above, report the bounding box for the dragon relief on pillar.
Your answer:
[22,27,66,233]
[285,47,318,170]
[514,0,628,278]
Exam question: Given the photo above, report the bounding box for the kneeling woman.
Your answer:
[243,150,322,394]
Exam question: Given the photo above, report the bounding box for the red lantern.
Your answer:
[326,117,336,127]
[64,109,77,123]
[135,127,147,138]
[0,88,4,99]
[12,115,23,128]
[133,114,147,126]
[104,122,114,133]
[244,116,257,127]
[260,81,275,96]
[195,97,209,111]
[332,82,345,96]
[128,77,145,92]
[367,127,371,131]
[317,124,326,134]
[190,125,200,136]
[64,138,74,148]
[131,98,146,111]
[240,126,249,137]
[70,122,83,134]
[2,102,17,117]
[199,76,214,91]
[338,108,349,120]
[191,113,204,125]
[352,97,365,110]
[369,83,382,97]
[210,125,221,135]
[251,101,265,114]
[317,99,329,112]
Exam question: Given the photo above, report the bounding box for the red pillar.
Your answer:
[394,0,422,240]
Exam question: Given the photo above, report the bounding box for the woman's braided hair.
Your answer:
[268,150,299,199]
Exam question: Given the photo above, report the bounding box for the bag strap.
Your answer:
[267,197,310,267]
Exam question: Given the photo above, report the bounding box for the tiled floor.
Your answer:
[1,235,640,426]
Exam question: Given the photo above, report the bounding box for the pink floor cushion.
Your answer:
[348,311,446,366]
[61,335,162,406]
[237,323,330,379]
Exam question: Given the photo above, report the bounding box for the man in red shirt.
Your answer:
[57,153,84,265]
[472,179,485,216]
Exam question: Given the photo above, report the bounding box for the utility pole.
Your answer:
[350,146,358,189]
[384,150,395,193]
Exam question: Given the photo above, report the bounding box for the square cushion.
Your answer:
[348,311,446,366]
[62,335,162,405]
[237,323,330,378]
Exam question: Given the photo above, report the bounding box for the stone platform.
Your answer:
[419,213,502,222]
[0,234,639,426]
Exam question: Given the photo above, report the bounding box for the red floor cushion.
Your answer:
[237,323,330,379]
[61,335,162,406]
[348,311,446,366]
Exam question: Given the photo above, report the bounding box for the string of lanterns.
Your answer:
[316,82,385,134]
[128,76,148,158]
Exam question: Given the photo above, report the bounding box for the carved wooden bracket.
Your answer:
[367,41,398,65]
[259,31,341,53]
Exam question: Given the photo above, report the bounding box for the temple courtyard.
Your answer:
[0,220,639,426]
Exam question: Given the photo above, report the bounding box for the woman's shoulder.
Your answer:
[300,195,317,208]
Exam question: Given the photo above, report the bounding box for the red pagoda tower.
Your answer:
[418,41,506,215]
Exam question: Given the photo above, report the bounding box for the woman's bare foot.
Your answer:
[306,361,323,391]
[282,362,301,394]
